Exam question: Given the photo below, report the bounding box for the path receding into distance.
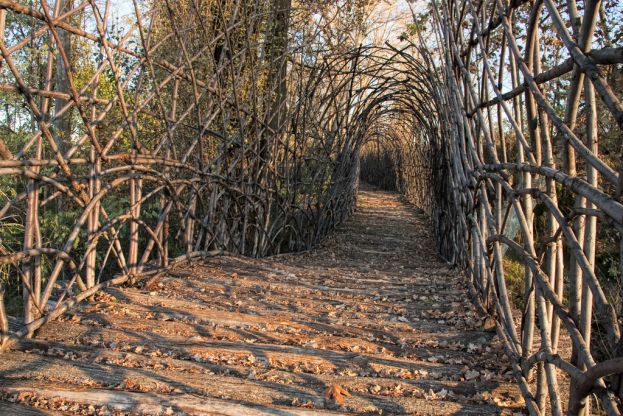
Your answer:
[0,190,524,415]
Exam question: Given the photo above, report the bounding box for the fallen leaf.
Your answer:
[324,384,351,405]
[482,316,496,332]
[369,384,381,394]
[120,378,138,390]
[465,369,480,380]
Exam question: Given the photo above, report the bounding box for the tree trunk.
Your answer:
[54,0,74,154]
[265,0,291,132]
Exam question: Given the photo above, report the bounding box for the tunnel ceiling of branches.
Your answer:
[1,0,623,414]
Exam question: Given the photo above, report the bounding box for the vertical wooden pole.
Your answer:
[0,286,8,353]
[86,145,99,288]
[128,158,139,280]
[0,8,7,348]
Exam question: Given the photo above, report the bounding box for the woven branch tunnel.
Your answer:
[0,0,622,414]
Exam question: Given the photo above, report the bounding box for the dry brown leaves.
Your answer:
[324,384,351,405]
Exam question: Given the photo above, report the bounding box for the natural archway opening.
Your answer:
[359,141,398,191]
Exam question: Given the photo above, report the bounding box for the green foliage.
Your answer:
[0,187,23,310]
[0,215,23,289]
[39,208,83,251]
[503,254,525,311]
[403,12,429,38]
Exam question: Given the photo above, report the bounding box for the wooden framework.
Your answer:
[419,0,623,414]
[0,0,622,414]
[0,0,438,352]
[0,0,383,349]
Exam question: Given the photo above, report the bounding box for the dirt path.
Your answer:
[0,190,524,415]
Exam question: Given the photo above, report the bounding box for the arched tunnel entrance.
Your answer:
[0,0,622,414]
[360,140,398,191]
